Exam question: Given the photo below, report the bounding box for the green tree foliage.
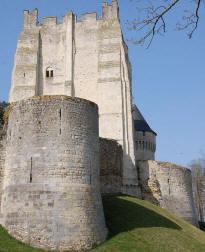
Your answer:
[0,101,9,127]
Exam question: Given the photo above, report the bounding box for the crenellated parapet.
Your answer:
[23,9,38,28]
[42,17,57,26]
[102,1,119,19]
[22,1,118,30]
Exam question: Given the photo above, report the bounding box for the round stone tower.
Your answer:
[132,105,157,161]
[1,96,107,251]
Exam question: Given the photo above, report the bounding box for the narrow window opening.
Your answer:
[30,157,33,183]
[46,67,54,78]
[59,109,61,119]
[143,131,145,136]
[23,73,25,77]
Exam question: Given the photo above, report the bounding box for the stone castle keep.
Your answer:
[0,1,198,251]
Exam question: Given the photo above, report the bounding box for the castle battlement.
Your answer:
[42,16,57,26]
[81,12,97,22]
[23,9,38,28]
[23,1,119,29]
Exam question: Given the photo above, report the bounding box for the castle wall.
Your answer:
[9,1,140,196]
[0,130,6,215]
[9,10,40,102]
[135,131,156,161]
[138,160,197,226]
[99,138,123,194]
[1,96,107,251]
[74,13,98,103]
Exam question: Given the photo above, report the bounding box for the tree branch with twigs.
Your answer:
[176,0,202,38]
[127,0,203,48]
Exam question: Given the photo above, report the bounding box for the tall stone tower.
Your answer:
[9,1,140,196]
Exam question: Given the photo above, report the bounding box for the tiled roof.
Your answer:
[132,105,157,135]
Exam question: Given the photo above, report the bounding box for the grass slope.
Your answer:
[0,195,205,252]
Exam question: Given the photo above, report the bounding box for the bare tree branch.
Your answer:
[128,0,180,48]
[177,0,202,38]
[127,0,203,48]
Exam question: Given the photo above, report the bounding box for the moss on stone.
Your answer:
[3,105,10,124]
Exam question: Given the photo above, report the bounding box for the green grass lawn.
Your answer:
[0,195,205,252]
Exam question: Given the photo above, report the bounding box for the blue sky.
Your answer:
[0,0,204,167]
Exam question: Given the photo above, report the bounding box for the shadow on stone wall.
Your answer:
[99,138,123,194]
[102,195,181,239]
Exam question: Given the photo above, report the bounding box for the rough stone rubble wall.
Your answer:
[1,96,107,251]
[99,138,123,194]
[0,130,6,214]
[138,160,197,226]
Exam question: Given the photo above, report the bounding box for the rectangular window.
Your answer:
[46,70,49,77]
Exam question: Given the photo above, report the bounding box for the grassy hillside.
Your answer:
[0,195,205,252]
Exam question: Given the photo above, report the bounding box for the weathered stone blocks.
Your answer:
[0,129,6,216]
[138,160,198,226]
[1,96,107,251]
[99,138,123,194]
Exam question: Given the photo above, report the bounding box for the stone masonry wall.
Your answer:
[99,138,123,194]
[1,96,107,251]
[0,129,6,215]
[138,160,197,226]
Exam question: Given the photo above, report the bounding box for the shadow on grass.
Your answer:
[102,195,181,238]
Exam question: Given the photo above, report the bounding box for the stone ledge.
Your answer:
[10,95,98,109]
